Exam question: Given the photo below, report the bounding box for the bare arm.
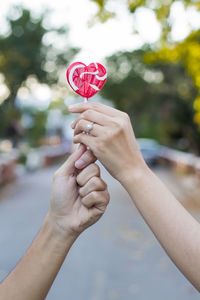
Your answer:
[122,166,200,290]
[0,145,109,299]
[0,215,76,300]
[70,102,200,291]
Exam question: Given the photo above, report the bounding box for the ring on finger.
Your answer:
[85,122,94,134]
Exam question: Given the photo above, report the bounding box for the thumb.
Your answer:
[56,144,87,176]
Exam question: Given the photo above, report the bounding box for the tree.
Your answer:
[102,48,200,153]
[143,30,200,128]
[90,0,200,37]
[90,0,200,128]
[0,7,78,106]
[0,6,78,141]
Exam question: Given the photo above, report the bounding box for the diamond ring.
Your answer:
[85,122,94,134]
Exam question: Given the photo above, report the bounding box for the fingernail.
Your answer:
[75,159,85,169]
[68,104,76,111]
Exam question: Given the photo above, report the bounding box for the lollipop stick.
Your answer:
[83,97,90,149]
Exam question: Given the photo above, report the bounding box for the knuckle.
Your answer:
[79,187,84,198]
[83,109,92,118]
[90,176,100,188]
[103,180,107,189]
[93,102,100,110]
[90,163,100,176]
[76,174,82,186]
[118,118,126,128]
[81,112,86,119]
[101,191,110,206]
[91,191,99,200]
[79,119,86,129]
[106,191,110,203]
[73,119,80,130]
[110,119,123,133]
[112,117,126,133]
[84,150,96,162]
[99,179,106,190]
[73,134,82,143]
[122,112,129,121]
[81,197,89,207]
[73,136,77,143]
[80,112,86,120]
[96,210,104,217]
[90,190,99,200]
[77,119,84,127]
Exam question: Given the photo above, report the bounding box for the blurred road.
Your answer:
[0,164,199,300]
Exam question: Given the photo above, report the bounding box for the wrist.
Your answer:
[45,213,79,247]
[120,160,150,188]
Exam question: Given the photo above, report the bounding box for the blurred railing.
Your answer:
[158,147,200,176]
[26,141,72,170]
[1,143,200,186]
[0,142,72,185]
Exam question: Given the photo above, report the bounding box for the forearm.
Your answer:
[0,213,77,300]
[122,166,200,290]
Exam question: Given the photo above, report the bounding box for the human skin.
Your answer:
[0,144,110,300]
[70,102,200,291]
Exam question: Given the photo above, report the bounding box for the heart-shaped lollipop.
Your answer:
[66,62,107,100]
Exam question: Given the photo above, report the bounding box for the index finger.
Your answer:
[75,149,96,169]
[68,102,120,117]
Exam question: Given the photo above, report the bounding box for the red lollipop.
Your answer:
[66,62,107,101]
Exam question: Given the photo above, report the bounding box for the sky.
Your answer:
[0,0,160,63]
[0,0,200,107]
[1,0,200,63]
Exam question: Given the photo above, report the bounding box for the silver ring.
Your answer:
[86,122,94,134]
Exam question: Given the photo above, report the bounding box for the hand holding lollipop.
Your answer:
[66,62,107,168]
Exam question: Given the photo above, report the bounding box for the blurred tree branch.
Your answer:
[90,0,200,38]
[102,48,200,153]
[91,0,200,129]
[0,6,79,106]
[144,30,200,128]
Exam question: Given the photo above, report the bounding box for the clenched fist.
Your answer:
[49,144,110,239]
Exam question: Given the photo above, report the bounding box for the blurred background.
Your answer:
[1,0,200,299]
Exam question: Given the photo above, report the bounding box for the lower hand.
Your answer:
[49,144,110,240]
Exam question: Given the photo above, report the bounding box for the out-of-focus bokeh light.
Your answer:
[0,140,13,153]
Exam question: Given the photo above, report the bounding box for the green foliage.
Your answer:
[128,0,145,13]
[0,100,21,138]
[0,9,46,102]
[91,0,200,139]
[0,7,78,105]
[28,110,48,147]
[144,30,200,127]
[91,0,105,9]
[0,6,78,145]
[102,48,200,153]
[49,98,69,115]
[0,8,77,102]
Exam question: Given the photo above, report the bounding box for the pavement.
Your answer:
[0,164,199,300]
